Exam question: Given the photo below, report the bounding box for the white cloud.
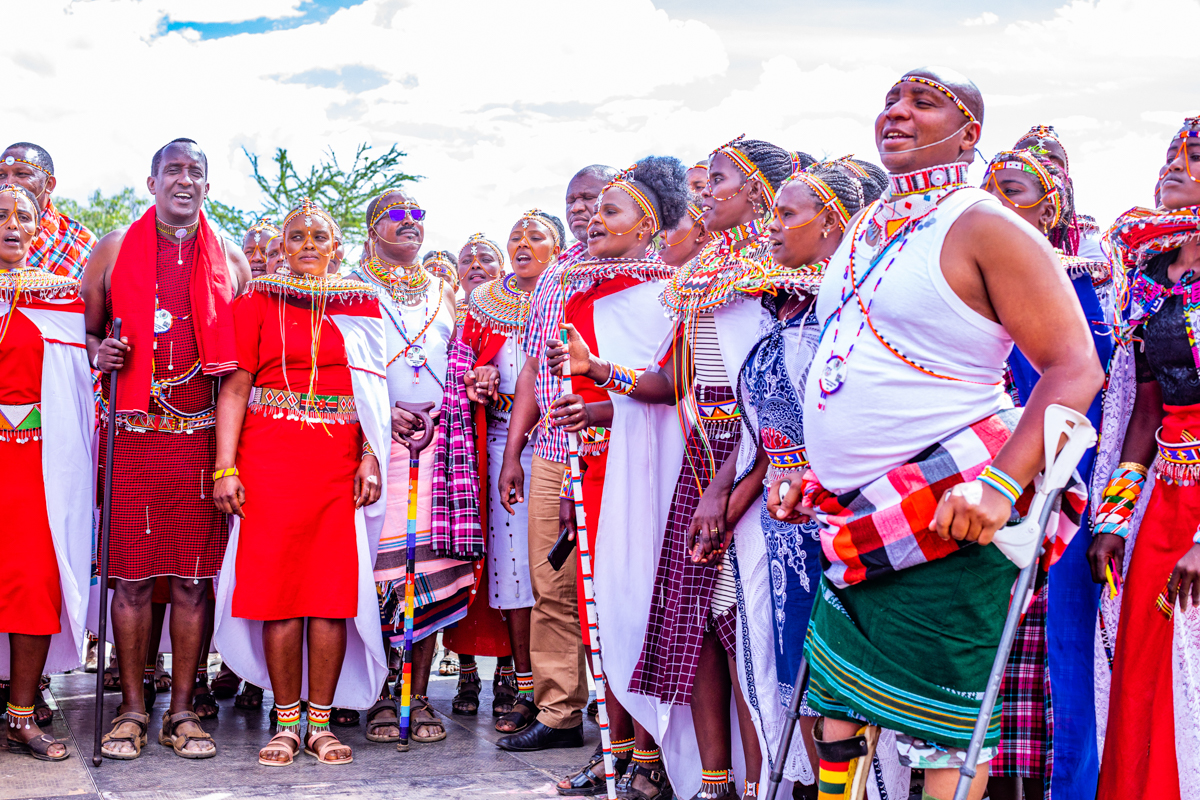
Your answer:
[154,0,304,24]
[964,12,999,26]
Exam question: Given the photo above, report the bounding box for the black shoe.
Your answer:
[497,721,584,751]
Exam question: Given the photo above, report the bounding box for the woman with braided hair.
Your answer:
[980,149,1113,800]
[1089,116,1200,800]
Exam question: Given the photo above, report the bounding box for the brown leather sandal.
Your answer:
[495,697,538,734]
[100,710,149,760]
[257,728,301,766]
[365,698,400,743]
[7,732,69,762]
[158,710,217,759]
[305,729,353,765]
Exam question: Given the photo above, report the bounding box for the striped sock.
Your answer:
[611,736,635,758]
[701,768,731,788]
[275,700,302,730]
[6,702,35,730]
[307,702,332,732]
[515,671,534,699]
[818,757,849,800]
[632,746,661,765]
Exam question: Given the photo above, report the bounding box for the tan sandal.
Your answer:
[304,729,353,765]
[100,710,149,760]
[158,710,217,759]
[409,696,447,743]
[258,728,301,766]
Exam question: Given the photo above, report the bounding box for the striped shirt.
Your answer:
[523,240,590,463]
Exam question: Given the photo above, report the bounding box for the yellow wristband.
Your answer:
[212,467,239,481]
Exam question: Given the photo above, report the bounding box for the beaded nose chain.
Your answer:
[0,186,39,238]
[664,205,705,247]
[281,200,338,268]
[777,171,851,232]
[1172,126,1200,184]
[459,233,505,275]
[984,151,1063,230]
[371,199,424,246]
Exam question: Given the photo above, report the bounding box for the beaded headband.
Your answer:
[690,162,708,171]
[1176,117,1200,141]
[711,134,777,206]
[893,76,979,124]
[986,149,1063,230]
[600,164,662,232]
[370,195,421,228]
[520,208,562,248]
[826,154,870,180]
[686,202,704,222]
[424,252,458,284]
[245,218,281,246]
[780,169,852,229]
[461,232,506,267]
[282,198,338,238]
[0,183,41,224]
[789,152,809,174]
[2,154,50,177]
[1016,124,1069,171]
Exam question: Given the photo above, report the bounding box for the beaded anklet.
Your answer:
[275,700,302,730]
[307,702,332,732]
[6,702,35,730]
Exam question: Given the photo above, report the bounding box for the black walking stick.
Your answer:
[92,318,121,767]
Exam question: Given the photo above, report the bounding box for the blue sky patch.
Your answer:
[164,0,367,39]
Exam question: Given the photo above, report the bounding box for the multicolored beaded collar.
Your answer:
[468,273,532,337]
[249,271,377,303]
[1060,252,1111,286]
[562,256,672,286]
[866,163,971,252]
[0,267,79,302]
[360,254,434,307]
[892,76,978,124]
[659,231,776,318]
[1108,205,1200,270]
[887,162,971,198]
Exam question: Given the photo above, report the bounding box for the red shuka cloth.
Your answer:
[109,206,236,414]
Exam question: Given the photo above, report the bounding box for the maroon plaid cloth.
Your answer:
[994,585,1053,778]
[430,336,484,560]
[630,385,740,706]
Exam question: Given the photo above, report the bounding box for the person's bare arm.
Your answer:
[82,228,128,370]
[499,355,540,513]
[212,369,253,518]
[546,323,677,405]
[934,204,1105,543]
[223,238,252,296]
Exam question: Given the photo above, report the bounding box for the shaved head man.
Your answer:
[0,142,96,279]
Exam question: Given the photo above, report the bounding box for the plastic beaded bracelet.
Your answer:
[597,362,641,396]
[1094,464,1147,538]
[212,467,239,481]
[362,440,376,458]
[977,465,1022,506]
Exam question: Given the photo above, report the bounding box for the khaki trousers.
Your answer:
[528,454,587,728]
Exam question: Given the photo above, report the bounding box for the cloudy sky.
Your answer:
[7,0,1199,252]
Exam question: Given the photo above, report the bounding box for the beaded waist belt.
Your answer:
[109,409,216,434]
[248,386,358,424]
[766,445,808,471]
[0,402,41,443]
[1154,428,1200,486]
[696,397,741,423]
[579,426,610,457]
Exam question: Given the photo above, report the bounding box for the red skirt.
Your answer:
[0,439,62,635]
[1098,403,1200,800]
[232,411,361,621]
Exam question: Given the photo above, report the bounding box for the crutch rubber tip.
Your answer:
[396,740,410,752]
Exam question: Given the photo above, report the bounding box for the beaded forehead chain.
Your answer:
[1018,124,1069,171]
[462,232,505,266]
[986,149,1063,229]
[892,76,979,124]
[246,217,281,246]
[2,154,50,177]
[600,164,661,232]
[520,208,561,247]
[0,184,40,230]
[711,134,777,206]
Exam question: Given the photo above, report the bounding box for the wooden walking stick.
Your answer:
[396,403,434,753]
[953,405,1095,800]
[559,326,619,800]
[92,318,122,767]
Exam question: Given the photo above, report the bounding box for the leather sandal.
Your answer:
[305,729,353,765]
[33,689,53,727]
[365,698,400,743]
[622,763,675,800]
[492,673,517,716]
[210,666,241,700]
[453,673,481,715]
[7,732,69,762]
[557,746,631,796]
[409,696,447,743]
[495,696,538,734]
[257,728,301,766]
[100,710,149,760]
[192,691,219,720]
[235,683,264,710]
[158,710,217,759]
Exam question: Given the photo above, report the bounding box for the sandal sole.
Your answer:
[304,747,353,765]
[7,740,70,762]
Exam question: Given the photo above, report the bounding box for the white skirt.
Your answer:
[486,423,534,609]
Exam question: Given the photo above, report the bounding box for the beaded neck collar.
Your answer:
[561,256,672,285]
[1108,205,1200,270]
[249,271,378,303]
[359,256,435,307]
[887,162,971,197]
[469,273,533,336]
[718,215,772,250]
[659,230,776,318]
[0,267,79,302]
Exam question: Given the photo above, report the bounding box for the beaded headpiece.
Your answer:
[788,152,809,174]
[711,134,777,206]
[1016,124,1069,172]
[779,168,852,229]
[461,232,506,267]
[1,154,50,177]
[892,76,979,124]
[423,251,458,286]
[1177,117,1200,141]
[370,195,421,228]
[690,162,708,171]
[0,183,41,226]
[281,198,340,261]
[985,149,1063,230]
[245,217,281,246]
[520,208,562,248]
[826,154,870,180]
[600,164,662,232]
[686,202,704,222]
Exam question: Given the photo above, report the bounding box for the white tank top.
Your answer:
[379,282,454,412]
[803,187,1013,493]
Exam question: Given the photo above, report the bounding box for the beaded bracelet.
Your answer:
[559,469,573,501]
[597,363,641,396]
[363,440,376,458]
[1094,465,1147,539]
[977,465,1022,506]
[212,467,239,481]
[1194,524,1200,545]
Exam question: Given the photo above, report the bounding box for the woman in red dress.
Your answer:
[213,199,389,767]
[0,184,94,761]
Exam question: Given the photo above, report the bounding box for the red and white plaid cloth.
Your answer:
[802,410,1088,589]
[28,199,95,280]
[429,336,484,560]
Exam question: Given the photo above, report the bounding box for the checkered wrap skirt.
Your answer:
[994,584,1052,778]
[629,385,739,706]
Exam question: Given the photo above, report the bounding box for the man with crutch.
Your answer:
[767,67,1104,800]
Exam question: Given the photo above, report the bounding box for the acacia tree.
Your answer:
[205,143,419,246]
[56,187,149,237]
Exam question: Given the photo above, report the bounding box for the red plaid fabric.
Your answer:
[802,410,1088,589]
[28,199,96,280]
[430,336,484,560]
[629,385,740,706]
[994,585,1052,778]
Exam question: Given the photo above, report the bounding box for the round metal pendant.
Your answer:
[154,307,174,334]
[404,345,427,368]
[819,355,848,394]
